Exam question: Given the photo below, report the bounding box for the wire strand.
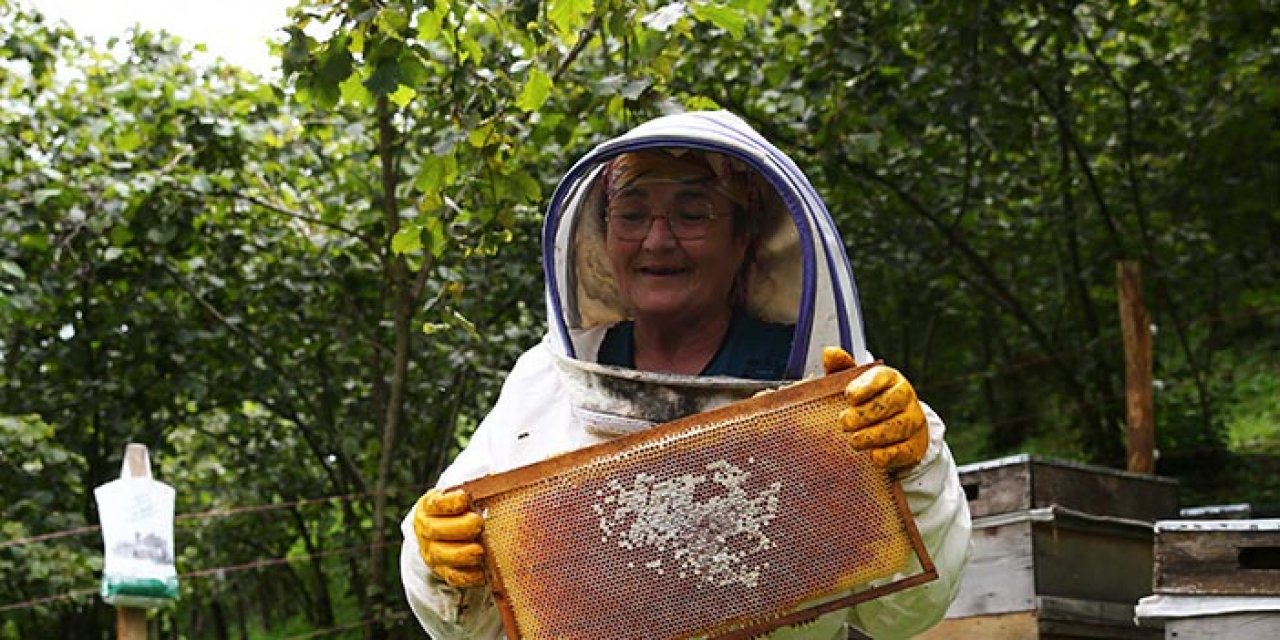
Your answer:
[283,612,409,639]
[1,488,415,551]
[0,541,395,614]
[0,587,98,614]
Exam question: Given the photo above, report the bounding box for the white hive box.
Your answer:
[918,454,1180,639]
[1136,519,1280,640]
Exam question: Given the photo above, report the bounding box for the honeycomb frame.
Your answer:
[459,364,937,639]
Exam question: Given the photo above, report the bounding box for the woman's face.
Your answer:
[606,181,750,323]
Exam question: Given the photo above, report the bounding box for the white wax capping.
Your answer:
[591,459,782,588]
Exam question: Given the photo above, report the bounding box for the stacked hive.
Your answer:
[1135,514,1280,639]
[919,454,1179,639]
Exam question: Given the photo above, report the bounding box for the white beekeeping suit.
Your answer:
[400,111,971,639]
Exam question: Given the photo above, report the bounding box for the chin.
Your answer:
[629,297,692,319]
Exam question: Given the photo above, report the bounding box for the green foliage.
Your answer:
[2,0,1277,636]
[1,415,98,631]
[1226,347,1280,453]
[659,0,1279,470]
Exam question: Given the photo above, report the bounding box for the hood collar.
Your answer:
[541,110,872,379]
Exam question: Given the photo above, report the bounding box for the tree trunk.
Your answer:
[212,599,230,640]
[368,95,412,640]
[293,508,336,628]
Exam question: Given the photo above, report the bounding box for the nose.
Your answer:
[639,215,678,249]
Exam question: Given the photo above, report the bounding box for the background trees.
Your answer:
[2,0,1276,637]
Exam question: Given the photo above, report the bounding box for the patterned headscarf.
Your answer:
[603,149,763,216]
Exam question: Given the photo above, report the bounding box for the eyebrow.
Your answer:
[612,184,715,202]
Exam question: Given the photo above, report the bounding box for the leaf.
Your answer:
[594,73,625,95]
[363,61,402,96]
[391,225,422,255]
[308,76,341,110]
[398,50,429,86]
[109,224,133,246]
[315,37,354,90]
[115,129,143,153]
[415,152,458,194]
[848,132,882,154]
[461,34,484,65]
[690,2,747,39]
[416,5,445,42]
[281,26,313,76]
[451,310,480,339]
[516,66,554,112]
[737,0,770,18]
[33,188,62,206]
[549,0,595,43]
[145,226,177,245]
[513,172,542,203]
[423,216,446,257]
[620,78,651,100]
[339,69,374,106]
[419,190,444,212]
[376,7,410,37]
[684,95,721,110]
[389,84,416,108]
[0,260,25,280]
[497,207,516,228]
[348,27,366,55]
[642,2,687,31]
[606,94,625,120]
[468,122,496,148]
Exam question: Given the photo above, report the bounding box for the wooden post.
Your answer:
[116,444,151,640]
[1117,261,1155,474]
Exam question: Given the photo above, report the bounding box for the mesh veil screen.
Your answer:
[460,366,934,639]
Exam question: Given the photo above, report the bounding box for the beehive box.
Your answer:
[1160,612,1280,639]
[1135,594,1280,640]
[1136,519,1280,639]
[1178,503,1257,520]
[459,365,936,640]
[960,454,1179,522]
[918,455,1179,640]
[1153,519,1280,596]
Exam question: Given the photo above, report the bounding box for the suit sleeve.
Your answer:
[399,347,552,639]
[845,402,972,639]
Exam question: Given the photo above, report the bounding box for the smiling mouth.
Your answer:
[637,266,689,277]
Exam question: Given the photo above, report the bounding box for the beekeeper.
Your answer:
[400,111,971,639]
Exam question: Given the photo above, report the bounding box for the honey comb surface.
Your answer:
[468,372,922,640]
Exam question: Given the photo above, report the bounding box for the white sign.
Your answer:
[94,476,178,608]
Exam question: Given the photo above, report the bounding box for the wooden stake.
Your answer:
[1117,261,1155,474]
[116,444,150,640]
[117,608,146,640]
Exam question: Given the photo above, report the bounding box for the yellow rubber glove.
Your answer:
[823,347,929,471]
[413,488,486,587]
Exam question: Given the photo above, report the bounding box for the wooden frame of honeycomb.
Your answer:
[459,365,936,639]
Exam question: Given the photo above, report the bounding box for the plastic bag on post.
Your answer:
[94,477,179,607]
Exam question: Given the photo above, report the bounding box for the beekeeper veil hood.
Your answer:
[540,111,872,433]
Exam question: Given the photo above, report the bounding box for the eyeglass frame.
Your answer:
[603,201,729,241]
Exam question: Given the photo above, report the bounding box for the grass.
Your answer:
[1225,341,1280,454]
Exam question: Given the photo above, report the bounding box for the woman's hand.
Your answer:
[823,347,929,471]
[413,488,487,587]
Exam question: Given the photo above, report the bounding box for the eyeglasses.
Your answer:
[605,203,722,241]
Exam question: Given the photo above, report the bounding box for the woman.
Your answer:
[401,111,971,639]
[594,147,794,379]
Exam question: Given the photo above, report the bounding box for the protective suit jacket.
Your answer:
[400,111,971,639]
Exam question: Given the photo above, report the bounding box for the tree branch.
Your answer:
[158,260,364,493]
[201,187,378,252]
[553,15,602,84]
[992,18,1128,259]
